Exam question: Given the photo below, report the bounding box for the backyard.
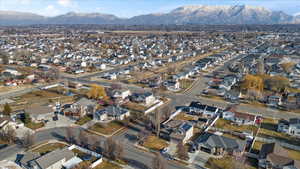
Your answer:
[214,118,258,134]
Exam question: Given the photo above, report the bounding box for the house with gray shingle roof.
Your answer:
[19,148,76,169]
[195,132,246,156]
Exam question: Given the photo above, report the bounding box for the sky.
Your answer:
[0,0,300,17]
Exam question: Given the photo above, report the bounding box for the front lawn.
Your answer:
[94,160,122,169]
[251,141,266,154]
[174,113,197,121]
[179,79,194,90]
[89,121,124,135]
[214,119,258,134]
[142,135,168,151]
[75,115,92,125]
[205,156,256,169]
[122,101,147,112]
[25,121,45,130]
[32,143,67,155]
[287,148,300,161]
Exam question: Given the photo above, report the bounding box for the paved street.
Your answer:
[0,127,188,169]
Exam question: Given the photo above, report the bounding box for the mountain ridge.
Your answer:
[0,5,299,25]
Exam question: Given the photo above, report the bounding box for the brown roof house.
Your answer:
[259,143,300,169]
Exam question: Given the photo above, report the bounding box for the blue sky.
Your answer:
[0,0,300,17]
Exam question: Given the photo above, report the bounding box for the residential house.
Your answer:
[195,132,246,156]
[278,118,300,137]
[267,95,283,107]
[130,92,156,106]
[258,143,300,169]
[170,122,194,144]
[19,149,78,169]
[94,106,130,121]
[72,98,96,116]
[222,111,259,126]
[111,89,131,100]
[164,80,180,91]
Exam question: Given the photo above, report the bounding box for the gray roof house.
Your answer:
[20,148,76,169]
[94,106,130,121]
[195,132,246,156]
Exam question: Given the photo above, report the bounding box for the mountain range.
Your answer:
[0,5,299,25]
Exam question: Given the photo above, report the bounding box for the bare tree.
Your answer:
[0,125,16,144]
[152,109,161,137]
[104,137,116,160]
[65,127,74,144]
[78,130,89,148]
[115,141,124,160]
[176,142,189,161]
[152,152,167,169]
[22,131,35,149]
[0,51,9,64]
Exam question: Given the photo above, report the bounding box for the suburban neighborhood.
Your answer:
[1,2,300,169]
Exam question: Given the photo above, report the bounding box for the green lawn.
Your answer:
[75,115,92,125]
[205,156,256,169]
[89,121,124,135]
[25,122,45,130]
[32,143,67,155]
[143,135,169,151]
[94,160,122,169]
[174,113,197,121]
[122,101,147,112]
[214,119,258,134]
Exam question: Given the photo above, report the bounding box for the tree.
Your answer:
[78,130,89,148]
[3,103,12,116]
[154,109,161,137]
[0,125,16,144]
[22,131,35,149]
[87,84,108,100]
[241,74,264,99]
[65,127,74,144]
[115,141,124,160]
[176,142,189,161]
[161,105,172,121]
[23,113,31,124]
[91,138,101,153]
[152,152,167,169]
[0,51,9,64]
[104,137,116,160]
[264,76,290,92]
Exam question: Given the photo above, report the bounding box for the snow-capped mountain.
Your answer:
[127,5,294,25]
[0,5,298,25]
